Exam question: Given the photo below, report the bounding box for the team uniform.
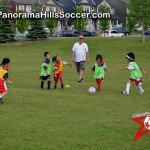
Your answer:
[92,62,107,90]
[40,59,51,90]
[0,66,8,92]
[53,61,68,87]
[40,59,51,80]
[126,62,142,85]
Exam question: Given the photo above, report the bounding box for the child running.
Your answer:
[53,55,72,89]
[40,52,51,90]
[0,58,13,104]
[119,52,147,95]
[91,54,108,91]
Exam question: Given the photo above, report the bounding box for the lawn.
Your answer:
[0,36,150,150]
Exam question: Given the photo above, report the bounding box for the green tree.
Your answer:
[0,0,15,43]
[45,8,57,36]
[127,0,150,42]
[16,10,28,37]
[72,6,88,33]
[27,1,47,40]
[99,4,110,37]
[127,14,138,33]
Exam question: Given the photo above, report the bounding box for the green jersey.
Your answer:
[127,62,142,79]
[40,59,51,76]
[94,62,106,79]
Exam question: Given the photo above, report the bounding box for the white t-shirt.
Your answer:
[72,42,89,62]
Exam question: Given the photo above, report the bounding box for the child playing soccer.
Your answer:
[0,58,13,104]
[40,52,51,90]
[52,55,72,89]
[119,52,147,95]
[91,54,108,91]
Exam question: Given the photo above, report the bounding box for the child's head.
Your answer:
[126,52,135,62]
[96,54,103,62]
[1,58,10,67]
[44,52,50,60]
[52,55,61,62]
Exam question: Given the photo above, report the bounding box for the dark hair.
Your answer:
[44,52,50,57]
[1,58,10,65]
[52,55,58,62]
[126,52,135,61]
[96,54,103,61]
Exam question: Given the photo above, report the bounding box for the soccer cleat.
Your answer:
[54,86,57,89]
[121,91,129,95]
[78,78,84,83]
[61,85,64,89]
[96,88,101,91]
[138,91,144,95]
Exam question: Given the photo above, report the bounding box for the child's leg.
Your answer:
[137,82,144,94]
[126,81,131,94]
[47,75,51,90]
[0,91,8,98]
[60,78,63,86]
[47,80,51,90]
[54,77,58,87]
[41,80,45,89]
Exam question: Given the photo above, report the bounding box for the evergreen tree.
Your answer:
[27,1,47,40]
[0,0,15,43]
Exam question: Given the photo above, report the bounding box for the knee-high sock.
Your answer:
[98,81,101,89]
[61,80,63,86]
[137,84,144,93]
[126,82,130,94]
[55,78,58,86]
[48,81,51,90]
[41,81,44,89]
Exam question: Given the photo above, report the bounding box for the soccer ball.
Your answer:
[144,115,150,130]
[88,87,96,94]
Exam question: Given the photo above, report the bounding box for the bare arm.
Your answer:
[141,69,148,74]
[118,67,128,70]
[104,67,108,71]
[6,79,13,84]
[86,52,89,64]
[72,51,75,63]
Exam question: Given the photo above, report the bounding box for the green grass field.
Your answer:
[0,36,150,150]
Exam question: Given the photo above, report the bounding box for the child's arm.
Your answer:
[63,61,72,67]
[104,67,108,71]
[141,69,148,74]
[91,66,95,72]
[118,67,128,70]
[6,79,13,84]
[46,69,49,76]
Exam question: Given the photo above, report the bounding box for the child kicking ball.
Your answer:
[0,58,13,104]
[119,52,147,95]
[91,54,108,91]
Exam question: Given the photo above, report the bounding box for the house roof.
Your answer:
[12,0,64,7]
[121,0,130,4]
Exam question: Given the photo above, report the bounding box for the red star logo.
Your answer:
[132,116,150,142]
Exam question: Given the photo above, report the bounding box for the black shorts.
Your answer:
[75,61,85,71]
[41,75,50,80]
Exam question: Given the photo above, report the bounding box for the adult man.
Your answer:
[72,35,89,82]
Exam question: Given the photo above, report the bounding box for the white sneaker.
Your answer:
[138,91,144,95]
[121,91,129,95]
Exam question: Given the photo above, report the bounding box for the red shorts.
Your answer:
[96,78,103,83]
[128,78,142,85]
[55,71,63,79]
[0,80,8,92]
